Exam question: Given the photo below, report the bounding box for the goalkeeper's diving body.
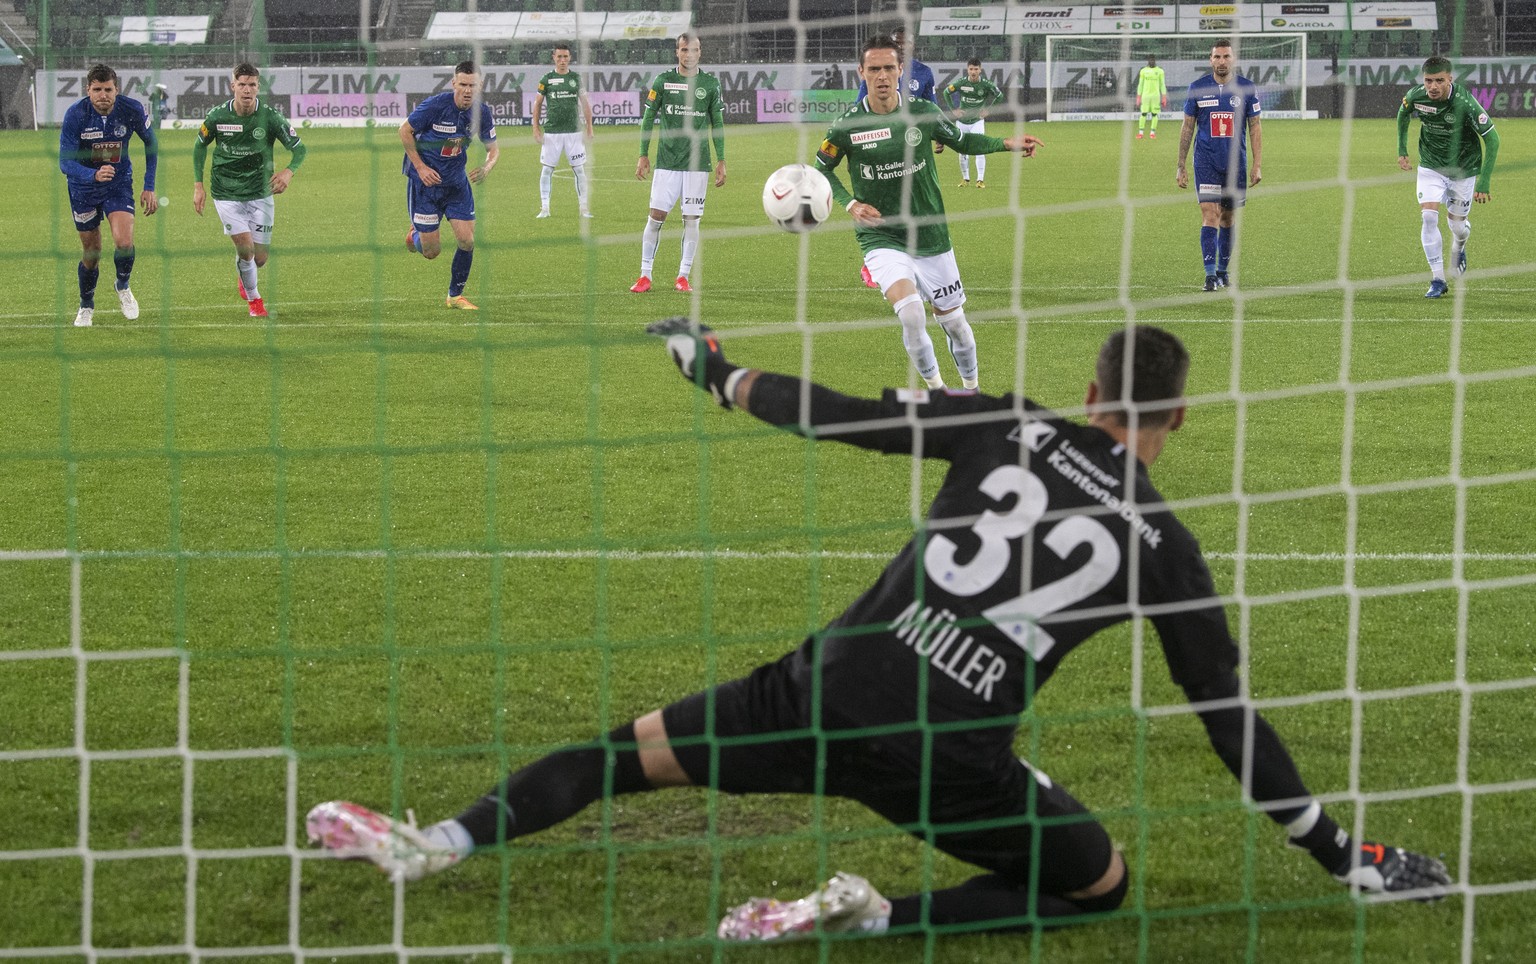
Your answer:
[309,319,1450,938]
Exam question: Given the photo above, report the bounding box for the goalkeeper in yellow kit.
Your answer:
[1136,55,1167,139]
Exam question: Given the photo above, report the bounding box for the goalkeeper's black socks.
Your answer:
[453,722,650,847]
[888,870,1128,932]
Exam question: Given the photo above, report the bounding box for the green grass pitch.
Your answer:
[1,117,1534,963]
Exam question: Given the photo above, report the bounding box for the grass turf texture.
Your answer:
[1,119,1534,963]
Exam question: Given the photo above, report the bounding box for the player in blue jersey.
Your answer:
[401,60,500,310]
[854,25,944,289]
[59,64,159,327]
[1175,39,1263,292]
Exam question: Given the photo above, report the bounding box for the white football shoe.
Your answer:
[116,286,139,320]
[718,872,890,941]
[73,307,94,327]
[305,800,460,882]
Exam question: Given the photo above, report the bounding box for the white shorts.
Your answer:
[540,131,588,169]
[1416,167,1475,217]
[864,247,966,313]
[957,119,985,139]
[649,168,709,217]
[212,197,275,243]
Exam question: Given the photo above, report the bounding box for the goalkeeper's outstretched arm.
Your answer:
[647,317,922,455]
[1182,659,1451,900]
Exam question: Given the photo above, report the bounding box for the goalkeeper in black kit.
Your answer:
[308,321,1450,939]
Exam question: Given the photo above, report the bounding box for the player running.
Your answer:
[1396,55,1499,299]
[192,63,306,319]
[1135,55,1167,139]
[1175,39,1262,292]
[307,319,1451,939]
[532,43,594,220]
[855,24,942,288]
[402,60,500,310]
[631,33,726,294]
[817,35,1041,390]
[59,63,158,328]
[944,58,1003,188]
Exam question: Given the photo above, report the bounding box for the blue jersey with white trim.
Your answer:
[1183,73,1261,173]
[403,91,496,183]
[59,95,158,192]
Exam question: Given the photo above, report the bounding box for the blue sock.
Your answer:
[113,246,135,290]
[410,229,423,253]
[449,248,473,297]
[1217,227,1232,274]
[1200,226,1218,276]
[79,261,99,308]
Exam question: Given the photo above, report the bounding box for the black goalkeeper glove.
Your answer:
[646,316,742,409]
[1333,842,1451,901]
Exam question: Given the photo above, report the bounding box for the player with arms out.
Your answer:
[1136,55,1167,140]
[532,43,594,220]
[402,60,499,310]
[308,318,1451,939]
[855,25,942,287]
[817,36,1041,391]
[59,64,158,328]
[1176,39,1261,292]
[944,58,1003,188]
[192,63,306,319]
[1397,55,1498,299]
[631,34,725,294]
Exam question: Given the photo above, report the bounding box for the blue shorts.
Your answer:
[69,181,135,232]
[1193,163,1246,208]
[406,175,475,232]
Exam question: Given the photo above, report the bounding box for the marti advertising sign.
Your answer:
[1008,7,1091,33]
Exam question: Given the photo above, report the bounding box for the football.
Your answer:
[762,163,833,232]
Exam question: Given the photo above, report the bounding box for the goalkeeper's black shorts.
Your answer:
[660,648,1115,895]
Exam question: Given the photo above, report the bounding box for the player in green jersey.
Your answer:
[192,63,306,319]
[631,33,726,294]
[816,36,1040,391]
[1396,55,1499,299]
[533,43,594,220]
[944,58,1003,188]
[1135,55,1166,140]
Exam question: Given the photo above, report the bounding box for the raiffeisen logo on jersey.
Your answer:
[850,128,891,145]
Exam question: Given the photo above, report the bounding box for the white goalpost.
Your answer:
[1044,33,1314,121]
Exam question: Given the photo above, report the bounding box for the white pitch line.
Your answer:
[5,547,1531,565]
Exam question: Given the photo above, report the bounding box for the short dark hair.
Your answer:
[966,56,982,68]
[85,64,117,87]
[553,43,571,54]
[1094,326,1190,429]
[1211,38,1233,50]
[861,34,903,66]
[1423,55,1453,75]
[454,60,478,76]
[233,62,259,80]
[677,32,697,46]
